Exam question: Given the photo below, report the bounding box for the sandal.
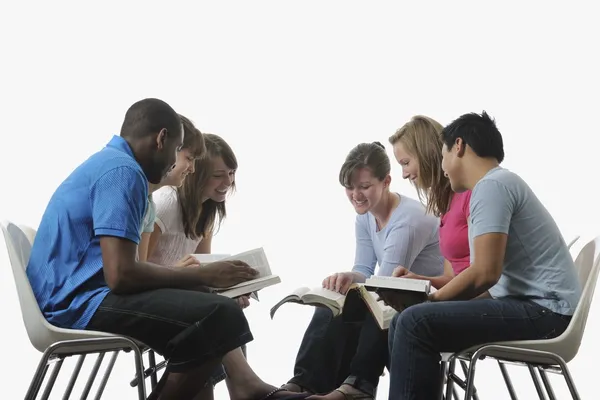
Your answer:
[259,388,311,400]
[333,387,374,400]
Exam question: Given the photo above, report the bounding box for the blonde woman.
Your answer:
[388,115,471,287]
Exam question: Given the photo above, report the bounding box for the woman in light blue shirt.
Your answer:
[282,142,443,399]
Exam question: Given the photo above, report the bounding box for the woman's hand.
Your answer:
[175,254,201,268]
[322,272,357,295]
[392,265,420,280]
[235,295,251,309]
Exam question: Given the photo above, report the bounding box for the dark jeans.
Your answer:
[87,288,253,388]
[388,298,572,400]
[288,307,388,396]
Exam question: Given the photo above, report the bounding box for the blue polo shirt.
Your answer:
[27,136,148,329]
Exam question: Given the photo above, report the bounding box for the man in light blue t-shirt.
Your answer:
[384,111,581,399]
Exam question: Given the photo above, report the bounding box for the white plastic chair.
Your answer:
[442,234,600,400]
[1,221,148,399]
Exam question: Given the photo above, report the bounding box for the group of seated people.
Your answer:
[25,98,581,400]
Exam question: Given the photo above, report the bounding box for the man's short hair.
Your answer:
[441,111,505,163]
[120,98,181,140]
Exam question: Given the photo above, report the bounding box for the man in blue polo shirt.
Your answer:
[27,98,269,400]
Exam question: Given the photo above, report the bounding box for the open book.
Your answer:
[192,247,280,299]
[269,286,346,318]
[364,276,435,308]
[269,283,397,330]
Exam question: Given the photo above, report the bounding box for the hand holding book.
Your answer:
[197,260,258,288]
[392,265,420,280]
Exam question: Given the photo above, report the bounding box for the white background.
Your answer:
[1,1,599,399]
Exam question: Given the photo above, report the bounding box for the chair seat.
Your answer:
[442,338,572,367]
[34,326,149,356]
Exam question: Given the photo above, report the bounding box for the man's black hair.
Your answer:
[120,98,181,139]
[441,111,504,163]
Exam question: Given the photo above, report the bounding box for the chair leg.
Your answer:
[40,358,65,400]
[554,358,581,400]
[463,355,483,400]
[25,350,53,400]
[94,351,120,400]
[498,361,519,400]
[538,368,557,400]
[527,365,547,400]
[148,350,158,389]
[62,354,87,400]
[439,361,449,400]
[80,352,106,400]
[444,359,457,400]
[459,360,479,400]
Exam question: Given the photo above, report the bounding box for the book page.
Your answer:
[223,247,272,278]
[304,287,345,306]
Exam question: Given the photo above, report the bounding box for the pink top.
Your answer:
[439,190,471,275]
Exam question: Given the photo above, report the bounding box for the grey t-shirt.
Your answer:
[352,194,443,278]
[469,167,581,315]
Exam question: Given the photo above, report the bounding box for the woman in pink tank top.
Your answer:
[388,115,471,288]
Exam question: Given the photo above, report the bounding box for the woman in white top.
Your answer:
[146,134,240,286]
[141,131,308,399]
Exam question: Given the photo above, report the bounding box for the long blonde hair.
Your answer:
[389,115,451,216]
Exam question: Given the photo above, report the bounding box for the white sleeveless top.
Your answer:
[149,186,203,266]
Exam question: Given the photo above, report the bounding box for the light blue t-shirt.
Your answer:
[142,195,156,234]
[352,194,443,278]
[27,136,148,329]
[469,167,581,315]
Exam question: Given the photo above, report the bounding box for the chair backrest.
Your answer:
[1,220,63,352]
[554,235,600,362]
[567,235,580,250]
[19,224,37,247]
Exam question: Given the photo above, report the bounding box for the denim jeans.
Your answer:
[388,297,572,400]
[288,307,388,396]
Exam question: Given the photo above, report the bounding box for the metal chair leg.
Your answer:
[538,368,557,400]
[498,362,519,400]
[80,352,106,400]
[459,360,479,400]
[63,355,87,400]
[445,359,457,400]
[25,351,52,399]
[148,350,158,389]
[40,358,65,400]
[463,354,483,400]
[439,361,449,400]
[528,365,547,400]
[94,351,120,400]
[554,358,581,400]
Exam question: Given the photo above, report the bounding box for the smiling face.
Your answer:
[161,148,197,187]
[203,156,236,202]
[392,141,419,183]
[344,167,390,215]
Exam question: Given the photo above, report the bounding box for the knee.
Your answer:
[213,297,247,328]
[394,303,432,339]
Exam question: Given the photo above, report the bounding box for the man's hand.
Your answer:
[175,254,201,268]
[236,295,251,309]
[322,272,357,295]
[197,260,258,288]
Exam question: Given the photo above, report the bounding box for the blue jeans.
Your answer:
[289,307,387,396]
[388,298,571,400]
